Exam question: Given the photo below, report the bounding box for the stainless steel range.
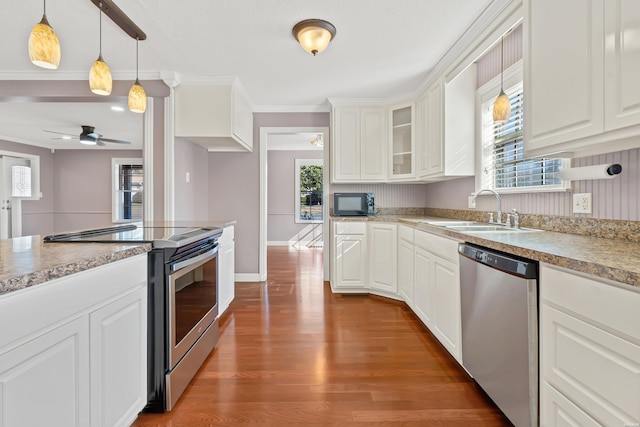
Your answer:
[44,224,224,412]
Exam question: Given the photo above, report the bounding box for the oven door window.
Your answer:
[173,257,217,345]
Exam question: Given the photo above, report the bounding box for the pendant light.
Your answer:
[89,3,112,96]
[310,133,323,147]
[128,38,146,113]
[493,36,511,123]
[28,0,60,69]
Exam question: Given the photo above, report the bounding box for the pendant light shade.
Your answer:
[493,36,511,123]
[292,19,336,56]
[28,1,60,69]
[89,5,112,96]
[90,55,112,95]
[493,90,511,123]
[129,79,146,113]
[128,39,146,113]
[310,133,323,147]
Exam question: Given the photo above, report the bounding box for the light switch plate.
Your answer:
[468,196,476,209]
[573,193,592,214]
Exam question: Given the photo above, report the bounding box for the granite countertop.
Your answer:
[332,215,640,289]
[0,236,151,296]
[0,220,237,297]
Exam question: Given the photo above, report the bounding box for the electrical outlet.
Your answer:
[186,172,190,183]
[573,193,592,214]
[468,195,476,209]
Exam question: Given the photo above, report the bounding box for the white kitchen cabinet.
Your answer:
[218,225,235,316]
[416,70,475,181]
[540,263,640,426]
[0,317,90,427]
[413,230,462,362]
[525,0,640,157]
[389,102,415,180]
[367,223,398,296]
[413,245,434,327]
[90,286,147,427]
[175,82,253,152]
[0,254,148,427]
[397,225,415,306]
[332,222,367,290]
[331,106,387,182]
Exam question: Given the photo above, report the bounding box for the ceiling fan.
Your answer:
[44,125,132,146]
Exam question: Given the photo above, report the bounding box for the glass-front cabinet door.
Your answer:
[390,103,415,180]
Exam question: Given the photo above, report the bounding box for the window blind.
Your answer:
[481,84,562,190]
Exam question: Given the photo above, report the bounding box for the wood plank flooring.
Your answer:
[133,246,511,426]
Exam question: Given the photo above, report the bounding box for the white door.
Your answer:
[0,156,30,238]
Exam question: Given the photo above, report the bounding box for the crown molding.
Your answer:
[0,70,163,81]
[253,104,330,113]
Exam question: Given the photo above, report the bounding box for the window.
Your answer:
[478,61,568,193]
[295,159,323,223]
[112,158,143,222]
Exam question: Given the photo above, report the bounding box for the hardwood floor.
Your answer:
[133,246,511,426]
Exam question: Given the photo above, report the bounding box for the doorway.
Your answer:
[259,127,329,280]
[0,152,41,239]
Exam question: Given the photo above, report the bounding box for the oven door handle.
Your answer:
[170,244,218,273]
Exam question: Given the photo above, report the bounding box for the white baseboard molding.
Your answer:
[267,241,324,247]
[234,273,262,282]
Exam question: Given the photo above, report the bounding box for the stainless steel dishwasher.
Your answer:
[458,243,538,427]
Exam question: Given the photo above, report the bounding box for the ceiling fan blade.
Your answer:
[96,140,106,147]
[51,137,80,140]
[43,130,74,136]
[99,138,131,145]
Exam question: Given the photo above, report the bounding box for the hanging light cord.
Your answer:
[136,38,139,80]
[500,37,504,91]
[98,2,103,59]
[43,0,47,15]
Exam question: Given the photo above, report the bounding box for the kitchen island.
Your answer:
[0,220,236,426]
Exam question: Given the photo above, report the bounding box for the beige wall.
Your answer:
[174,138,209,221]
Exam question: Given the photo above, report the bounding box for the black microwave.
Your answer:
[333,193,375,216]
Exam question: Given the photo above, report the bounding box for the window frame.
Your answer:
[475,59,570,194]
[112,158,143,223]
[294,158,323,224]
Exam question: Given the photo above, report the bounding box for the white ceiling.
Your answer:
[0,0,501,148]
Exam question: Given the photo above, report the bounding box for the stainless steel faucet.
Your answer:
[472,189,502,224]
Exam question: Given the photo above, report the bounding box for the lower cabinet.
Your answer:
[0,254,148,427]
[0,317,90,426]
[368,223,398,295]
[330,220,462,362]
[332,222,368,290]
[540,263,640,426]
[90,287,147,427]
[413,230,462,362]
[397,225,415,305]
[218,225,236,315]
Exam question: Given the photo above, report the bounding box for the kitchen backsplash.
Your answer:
[424,147,640,222]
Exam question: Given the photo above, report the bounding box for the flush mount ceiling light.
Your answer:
[493,36,511,123]
[28,0,60,69]
[310,133,323,147]
[292,19,336,56]
[89,3,112,96]
[128,38,147,113]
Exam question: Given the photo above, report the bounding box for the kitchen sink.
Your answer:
[446,224,539,233]
[421,220,478,226]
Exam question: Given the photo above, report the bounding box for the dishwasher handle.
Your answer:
[458,243,537,279]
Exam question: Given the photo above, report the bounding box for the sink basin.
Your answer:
[446,225,539,233]
[421,220,478,226]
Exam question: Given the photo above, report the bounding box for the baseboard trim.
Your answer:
[234,273,262,282]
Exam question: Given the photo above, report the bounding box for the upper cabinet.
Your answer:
[389,103,415,180]
[525,0,640,157]
[174,82,253,152]
[416,68,475,181]
[331,106,387,183]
